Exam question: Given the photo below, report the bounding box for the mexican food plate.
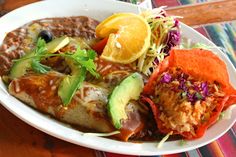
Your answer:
[0,0,235,155]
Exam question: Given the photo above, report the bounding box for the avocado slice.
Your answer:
[46,36,70,53]
[58,59,86,105]
[108,72,144,129]
[9,52,34,79]
[10,37,70,79]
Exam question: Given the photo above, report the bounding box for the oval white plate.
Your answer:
[0,0,235,155]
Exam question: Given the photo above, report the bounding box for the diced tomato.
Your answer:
[91,37,108,54]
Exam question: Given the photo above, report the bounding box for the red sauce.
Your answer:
[13,72,65,117]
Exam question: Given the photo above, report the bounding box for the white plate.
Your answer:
[0,0,235,155]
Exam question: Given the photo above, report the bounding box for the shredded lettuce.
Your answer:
[179,38,220,51]
[157,131,173,148]
[138,8,181,75]
[191,43,212,50]
[179,139,187,146]
[82,131,120,137]
[130,0,137,4]
[220,107,233,120]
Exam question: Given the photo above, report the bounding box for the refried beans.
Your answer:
[0,16,99,76]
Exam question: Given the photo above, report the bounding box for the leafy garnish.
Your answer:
[82,131,120,137]
[55,47,99,105]
[14,38,99,106]
[31,60,51,73]
[219,112,225,120]
[157,131,173,148]
[192,43,212,50]
[65,47,99,78]
[31,38,51,73]
[195,92,203,100]
[179,139,187,146]
[130,0,137,4]
[180,38,217,51]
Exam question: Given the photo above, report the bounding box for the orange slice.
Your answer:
[96,13,151,64]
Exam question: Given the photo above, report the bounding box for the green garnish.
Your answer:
[181,92,187,98]
[219,112,225,120]
[15,45,99,78]
[82,131,120,137]
[11,38,51,77]
[31,38,51,73]
[157,131,173,148]
[65,47,99,78]
[58,47,99,105]
[180,38,217,51]
[130,0,137,4]
[195,92,203,100]
[138,8,177,75]
[192,43,212,50]
[13,38,99,105]
[179,139,187,146]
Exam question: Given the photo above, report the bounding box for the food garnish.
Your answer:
[180,38,216,50]
[10,38,49,78]
[10,52,35,79]
[94,9,180,76]
[46,36,70,53]
[108,72,144,129]
[179,139,187,146]
[12,37,99,105]
[95,13,151,64]
[91,37,108,54]
[83,131,120,137]
[31,38,52,74]
[157,131,173,148]
[58,46,99,105]
[138,7,180,75]
[10,36,70,78]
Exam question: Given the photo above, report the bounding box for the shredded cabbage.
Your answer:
[82,131,120,137]
[138,7,181,75]
[179,38,223,51]
[157,131,173,148]
[179,139,187,146]
[220,105,234,120]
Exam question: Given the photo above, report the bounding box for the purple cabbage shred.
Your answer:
[177,73,209,103]
[187,93,194,102]
[194,84,199,92]
[174,19,179,28]
[161,73,172,83]
[179,80,188,92]
[201,82,209,97]
[178,73,189,91]
[162,19,181,55]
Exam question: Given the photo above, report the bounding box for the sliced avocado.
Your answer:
[9,37,70,79]
[46,36,70,53]
[108,72,144,129]
[9,52,34,79]
[58,59,86,105]
[70,37,91,50]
